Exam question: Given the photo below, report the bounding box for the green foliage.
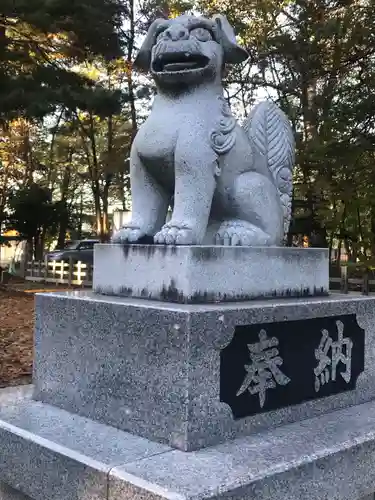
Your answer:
[138,0,194,21]
[0,0,124,120]
[7,183,61,241]
[1,0,123,59]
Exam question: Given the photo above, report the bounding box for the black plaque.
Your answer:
[220,315,365,419]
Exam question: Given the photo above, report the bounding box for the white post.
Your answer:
[77,261,82,286]
[68,257,73,288]
[59,260,64,284]
[52,260,56,284]
[44,257,48,281]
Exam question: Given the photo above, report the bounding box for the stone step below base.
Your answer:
[0,386,170,500]
[1,386,375,500]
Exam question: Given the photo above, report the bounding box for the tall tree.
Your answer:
[0,0,123,121]
[7,183,62,259]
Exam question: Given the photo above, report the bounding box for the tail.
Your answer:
[243,100,295,238]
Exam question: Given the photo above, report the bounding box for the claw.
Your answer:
[215,219,270,246]
[164,229,176,245]
[129,229,144,242]
[111,227,145,244]
[154,232,165,244]
[176,229,192,245]
[111,233,122,244]
[223,231,230,246]
[153,224,196,245]
[231,234,240,246]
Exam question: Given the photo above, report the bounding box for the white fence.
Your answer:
[23,261,375,294]
[26,260,93,287]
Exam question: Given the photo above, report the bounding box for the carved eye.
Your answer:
[190,27,212,42]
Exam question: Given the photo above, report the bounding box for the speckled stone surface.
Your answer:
[0,483,32,499]
[33,291,375,451]
[0,386,33,406]
[93,244,328,303]
[109,399,375,500]
[2,387,375,500]
[0,387,170,500]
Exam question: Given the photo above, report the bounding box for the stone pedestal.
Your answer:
[32,291,371,451]
[1,384,375,500]
[0,482,31,499]
[93,244,329,303]
[1,245,375,499]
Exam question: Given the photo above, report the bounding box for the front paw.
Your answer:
[154,224,197,245]
[111,226,146,243]
[215,220,271,246]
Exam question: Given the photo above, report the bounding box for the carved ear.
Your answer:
[213,14,249,64]
[134,18,166,72]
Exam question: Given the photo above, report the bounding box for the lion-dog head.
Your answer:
[134,14,248,89]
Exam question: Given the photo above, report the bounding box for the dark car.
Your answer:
[45,239,100,264]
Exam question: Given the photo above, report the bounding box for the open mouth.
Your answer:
[153,52,209,73]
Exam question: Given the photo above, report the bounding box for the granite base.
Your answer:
[0,483,31,500]
[1,386,375,500]
[93,244,329,303]
[0,386,170,500]
[33,291,375,451]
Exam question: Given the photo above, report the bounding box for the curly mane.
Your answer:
[209,96,237,162]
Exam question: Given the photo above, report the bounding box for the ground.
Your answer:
[0,289,34,388]
[0,281,71,388]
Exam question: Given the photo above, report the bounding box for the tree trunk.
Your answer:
[344,238,352,262]
[122,0,137,207]
[328,233,334,262]
[25,239,33,261]
[35,227,48,261]
[33,232,43,261]
[99,114,114,241]
[94,195,103,237]
[21,122,34,186]
[57,203,69,249]
[336,240,342,268]
[370,204,375,258]
[56,164,72,248]
[101,180,111,241]
[77,192,84,240]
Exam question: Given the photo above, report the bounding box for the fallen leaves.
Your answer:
[0,290,34,388]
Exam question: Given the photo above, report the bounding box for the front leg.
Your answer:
[154,138,217,245]
[112,147,169,243]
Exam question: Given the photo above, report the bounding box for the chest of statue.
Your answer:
[136,111,179,165]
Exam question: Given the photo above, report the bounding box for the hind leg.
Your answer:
[215,172,284,246]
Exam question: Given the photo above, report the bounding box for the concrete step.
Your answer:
[1,386,375,500]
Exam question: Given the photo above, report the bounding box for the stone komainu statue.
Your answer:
[112,14,295,246]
